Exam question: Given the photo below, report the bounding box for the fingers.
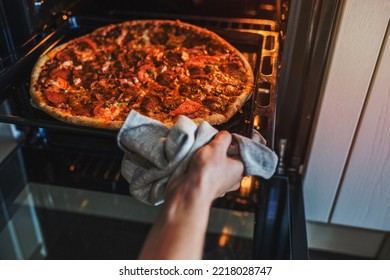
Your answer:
[226,157,245,185]
[212,132,245,192]
[209,131,244,173]
[190,131,232,165]
[208,131,232,152]
[182,130,245,200]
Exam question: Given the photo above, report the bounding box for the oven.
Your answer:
[0,0,339,260]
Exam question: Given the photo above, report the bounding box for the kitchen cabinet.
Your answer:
[302,0,390,256]
[330,23,390,231]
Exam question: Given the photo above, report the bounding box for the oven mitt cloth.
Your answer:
[117,110,278,206]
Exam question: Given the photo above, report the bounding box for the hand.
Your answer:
[140,131,244,259]
[166,131,244,203]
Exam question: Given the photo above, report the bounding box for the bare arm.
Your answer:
[138,131,244,259]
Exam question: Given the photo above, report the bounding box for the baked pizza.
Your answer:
[30,19,254,129]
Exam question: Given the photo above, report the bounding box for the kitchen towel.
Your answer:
[118,110,278,205]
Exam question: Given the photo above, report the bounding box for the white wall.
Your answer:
[303,0,390,226]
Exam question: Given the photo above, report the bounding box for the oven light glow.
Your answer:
[254,115,261,130]
[218,226,233,247]
[240,176,253,196]
[259,4,275,11]
[34,0,45,7]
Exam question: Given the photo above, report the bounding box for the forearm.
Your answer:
[139,180,213,260]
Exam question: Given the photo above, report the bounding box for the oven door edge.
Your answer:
[253,173,308,260]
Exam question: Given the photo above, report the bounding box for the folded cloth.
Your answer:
[117,110,278,206]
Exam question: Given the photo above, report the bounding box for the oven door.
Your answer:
[0,141,307,259]
[254,174,308,259]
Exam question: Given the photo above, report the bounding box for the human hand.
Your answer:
[166,131,244,203]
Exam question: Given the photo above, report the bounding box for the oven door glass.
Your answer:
[0,145,253,259]
[0,142,306,259]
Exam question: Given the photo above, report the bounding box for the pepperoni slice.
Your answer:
[78,37,98,53]
[166,50,183,64]
[179,83,203,97]
[44,89,67,105]
[156,71,176,88]
[202,97,224,112]
[93,102,105,116]
[221,61,243,76]
[55,50,73,62]
[170,99,203,115]
[140,95,162,113]
[56,77,69,89]
[149,31,168,45]
[50,68,70,80]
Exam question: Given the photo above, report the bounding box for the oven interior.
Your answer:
[0,0,308,260]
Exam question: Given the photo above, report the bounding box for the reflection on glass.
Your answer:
[240,176,253,197]
[0,187,47,259]
[218,226,233,247]
[1,183,254,259]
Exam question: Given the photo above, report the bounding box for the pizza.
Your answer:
[30,19,254,129]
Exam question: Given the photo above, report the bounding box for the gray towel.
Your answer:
[118,110,278,206]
